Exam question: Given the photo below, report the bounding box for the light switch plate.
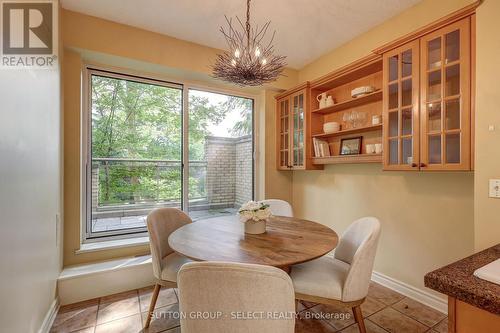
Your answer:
[489,179,500,198]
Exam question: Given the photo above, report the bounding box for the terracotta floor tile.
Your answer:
[141,303,180,333]
[164,327,181,333]
[367,283,405,306]
[94,314,142,333]
[431,317,448,333]
[138,286,178,313]
[71,328,95,333]
[368,307,428,333]
[296,300,318,312]
[50,299,98,333]
[295,310,337,333]
[392,297,446,327]
[361,297,387,317]
[340,320,389,333]
[97,290,140,325]
[310,303,356,330]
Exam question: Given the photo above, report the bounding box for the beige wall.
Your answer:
[474,0,500,250]
[294,0,479,295]
[62,9,297,265]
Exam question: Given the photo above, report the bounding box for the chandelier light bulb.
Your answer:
[255,47,261,57]
[261,58,267,65]
[231,59,237,66]
[234,49,240,58]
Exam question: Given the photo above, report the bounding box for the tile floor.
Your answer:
[50,282,447,333]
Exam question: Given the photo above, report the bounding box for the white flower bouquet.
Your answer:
[238,201,272,222]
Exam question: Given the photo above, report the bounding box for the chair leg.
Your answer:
[352,305,366,333]
[145,284,161,328]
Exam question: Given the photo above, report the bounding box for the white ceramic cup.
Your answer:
[372,115,382,125]
[366,144,375,154]
[375,143,383,154]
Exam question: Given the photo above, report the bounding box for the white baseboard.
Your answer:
[58,255,155,305]
[38,298,59,333]
[371,271,447,314]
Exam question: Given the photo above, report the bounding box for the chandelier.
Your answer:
[212,0,286,86]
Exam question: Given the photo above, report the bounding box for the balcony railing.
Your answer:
[91,158,207,210]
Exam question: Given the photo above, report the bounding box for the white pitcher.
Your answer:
[316,92,328,109]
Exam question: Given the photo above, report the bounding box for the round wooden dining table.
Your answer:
[168,215,338,273]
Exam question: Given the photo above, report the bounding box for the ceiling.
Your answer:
[61,0,421,69]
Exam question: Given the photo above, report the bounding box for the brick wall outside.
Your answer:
[234,135,253,207]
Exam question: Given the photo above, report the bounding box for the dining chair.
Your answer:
[145,208,193,328]
[178,262,296,333]
[290,217,381,333]
[259,199,293,217]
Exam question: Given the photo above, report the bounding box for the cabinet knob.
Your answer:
[420,163,426,167]
[411,163,417,167]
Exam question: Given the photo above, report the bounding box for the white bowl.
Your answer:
[323,122,340,133]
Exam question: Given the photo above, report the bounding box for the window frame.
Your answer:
[81,64,259,244]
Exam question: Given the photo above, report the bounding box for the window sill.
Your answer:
[76,236,150,254]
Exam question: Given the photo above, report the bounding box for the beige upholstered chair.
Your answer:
[145,208,192,328]
[291,217,381,333]
[259,199,293,217]
[178,262,296,333]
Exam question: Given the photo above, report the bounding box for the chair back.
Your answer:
[146,208,192,279]
[178,262,295,333]
[259,199,293,217]
[334,217,381,302]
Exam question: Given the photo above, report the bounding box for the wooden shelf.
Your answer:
[313,124,382,139]
[312,154,382,165]
[312,90,382,114]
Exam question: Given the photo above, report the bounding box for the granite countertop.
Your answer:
[424,244,500,315]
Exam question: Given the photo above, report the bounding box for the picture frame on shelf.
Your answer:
[340,136,362,155]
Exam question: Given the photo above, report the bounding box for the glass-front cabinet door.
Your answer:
[383,40,420,170]
[291,91,305,168]
[276,88,307,170]
[277,97,290,170]
[420,18,471,170]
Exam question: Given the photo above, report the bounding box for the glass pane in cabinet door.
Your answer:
[389,111,399,137]
[446,133,460,163]
[428,37,442,69]
[402,108,412,136]
[284,133,288,149]
[389,83,398,109]
[402,138,413,165]
[445,64,460,96]
[445,99,460,130]
[428,70,441,101]
[428,103,441,132]
[402,49,412,77]
[294,131,298,147]
[445,30,460,64]
[402,79,412,107]
[389,139,398,165]
[298,149,303,166]
[389,55,398,81]
[428,135,442,164]
[293,149,298,166]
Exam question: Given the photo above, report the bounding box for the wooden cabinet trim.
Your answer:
[373,1,480,55]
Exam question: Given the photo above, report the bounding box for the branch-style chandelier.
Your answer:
[212,0,286,86]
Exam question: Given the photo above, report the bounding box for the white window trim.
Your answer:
[80,63,261,247]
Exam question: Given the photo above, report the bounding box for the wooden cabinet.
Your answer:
[420,18,471,170]
[382,17,472,171]
[276,83,316,170]
[383,40,420,170]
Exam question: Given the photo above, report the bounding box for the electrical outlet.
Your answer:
[489,179,500,198]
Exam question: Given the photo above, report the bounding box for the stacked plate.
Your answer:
[351,86,376,98]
